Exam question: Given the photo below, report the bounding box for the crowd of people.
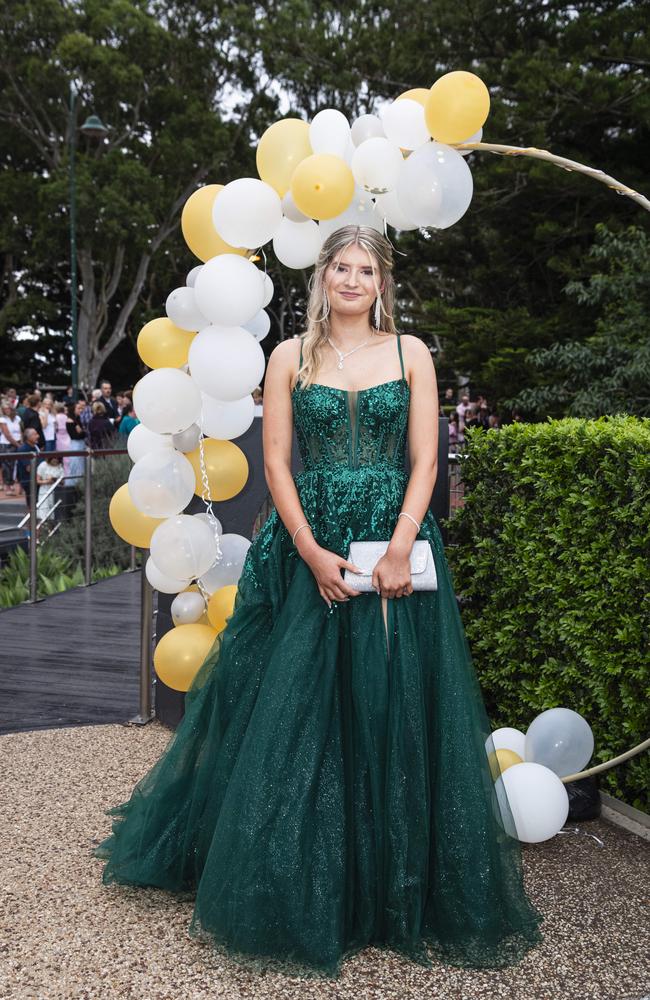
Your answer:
[1,377,514,514]
[0,381,139,511]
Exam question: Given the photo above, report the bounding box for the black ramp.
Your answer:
[0,571,143,734]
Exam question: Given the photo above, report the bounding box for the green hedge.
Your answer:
[446,415,650,812]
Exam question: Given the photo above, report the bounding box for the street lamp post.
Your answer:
[68,83,108,399]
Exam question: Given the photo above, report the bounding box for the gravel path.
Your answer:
[1,721,648,1000]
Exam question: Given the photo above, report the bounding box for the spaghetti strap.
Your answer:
[396,333,405,380]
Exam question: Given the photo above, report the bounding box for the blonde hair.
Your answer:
[296,225,397,390]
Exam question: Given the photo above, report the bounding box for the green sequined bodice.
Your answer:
[288,335,411,555]
[292,378,410,473]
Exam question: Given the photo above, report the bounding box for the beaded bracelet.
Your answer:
[397,511,421,531]
[292,521,313,545]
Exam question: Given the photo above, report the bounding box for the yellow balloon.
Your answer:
[397,88,430,107]
[425,71,490,145]
[109,484,164,547]
[487,747,524,781]
[181,185,248,262]
[186,438,249,501]
[290,153,355,220]
[153,623,219,692]
[137,318,196,369]
[256,118,312,197]
[207,584,238,632]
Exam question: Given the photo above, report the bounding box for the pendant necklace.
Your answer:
[327,332,375,370]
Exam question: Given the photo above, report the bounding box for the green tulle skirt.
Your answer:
[93,498,544,979]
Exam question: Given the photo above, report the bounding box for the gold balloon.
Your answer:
[290,153,355,220]
[153,623,219,692]
[207,584,238,632]
[137,318,196,369]
[487,747,524,781]
[397,88,430,107]
[109,484,164,548]
[181,185,248,262]
[186,438,249,501]
[256,118,312,197]
[424,71,490,145]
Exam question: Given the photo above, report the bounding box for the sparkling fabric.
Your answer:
[93,335,544,979]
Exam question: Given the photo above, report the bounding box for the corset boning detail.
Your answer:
[292,379,410,473]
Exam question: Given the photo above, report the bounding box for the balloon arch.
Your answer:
[107,70,647,843]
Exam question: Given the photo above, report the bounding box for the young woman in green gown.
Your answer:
[93,225,544,979]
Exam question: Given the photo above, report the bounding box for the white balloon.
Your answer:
[186,265,203,287]
[128,447,196,518]
[273,217,323,269]
[318,188,384,240]
[261,272,274,308]
[199,391,255,440]
[133,369,201,435]
[309,109,350,157]
[396,141,473,229]
[381,98,430,150]
[165,286,209,331]
[244,310,271,341]
[194,511,222,534]
[374,189,418,231]
[150,514,217,580]
[213,178,282,249]
[281,192,309,223]
[171,590,206,626]
[198,533,252,593]
[194,254,264,327]
[351,137,404,195]
[495,762,569,843]
[172,423,201,453]
[525,708,594,777]
[145,556,189,595]
[188,326,265,402]
[487,727,527,760]
[458,127,483,157]
[127,424,173,463]
[351,114,384,147]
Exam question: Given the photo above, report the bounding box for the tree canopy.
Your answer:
[1,0,648,416]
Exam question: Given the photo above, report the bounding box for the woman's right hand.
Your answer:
[301,544,364,608]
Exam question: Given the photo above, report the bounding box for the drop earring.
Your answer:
[374,294,382,330]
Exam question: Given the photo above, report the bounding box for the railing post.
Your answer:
[129,544,137,572]
[130,551,154,725]
[84,451,92,586]
[28,456,38,604]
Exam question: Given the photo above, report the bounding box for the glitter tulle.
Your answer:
[93,335,544,978]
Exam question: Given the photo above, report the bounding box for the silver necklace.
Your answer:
[327,333,375,370]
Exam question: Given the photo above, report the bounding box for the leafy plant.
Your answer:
[446,414,650,811]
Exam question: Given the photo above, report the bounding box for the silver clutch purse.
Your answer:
[343,539,437,592]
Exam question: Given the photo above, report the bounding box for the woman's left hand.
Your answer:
[372,550,413,599]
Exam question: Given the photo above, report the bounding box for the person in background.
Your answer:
[65,401,88,486]
[39,398,56,452]
[98,380,119,422]
[61,385,76,406]
[16,427,41,507]
[488,413,502,429]
[54,401,72,481]
[22,394,46,448]
[448,411,459,450]
[444,387,454,403]
[36,453,64,522]
[117,400,139,437]
[252,386,263,416]
[455,393,471,432]
[16,394,30,421]
[0,398,23,495]
[79,396,94,433]
[88,401,114,449]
